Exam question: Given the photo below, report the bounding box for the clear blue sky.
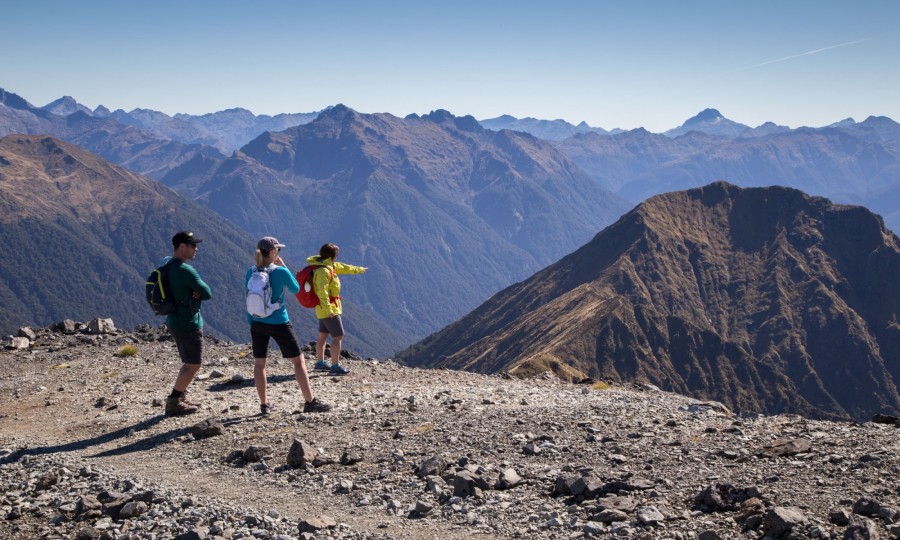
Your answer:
[3,0,898,132]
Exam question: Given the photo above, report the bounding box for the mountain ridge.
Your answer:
[0,135,403,355]
[397,182,900,421]
[167,105,630,346]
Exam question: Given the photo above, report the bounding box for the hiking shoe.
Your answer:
[302,398,332,413]
[329,364,350,376]
[260,402,272,415]
[313,360,331,371]
[180,391,200,407]
[165,396,199,416]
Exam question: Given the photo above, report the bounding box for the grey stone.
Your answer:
[17,327,37,341]
[119,501,148,518]
[497,467,523,490]
[191,418,224,440]
[637,506,665,526]
[75,494,102,517]
[592,509,628,523]
[830,508,852,525]
[73,526,100,540]
[762,506,807,537]
[243,445,272,463]
[854,497,883,517]
[408,500,433,517]
[454,470,490,497]
[844,515,881,539]
[554,475,582,496]
[174,529,208,540]
[287,439,309,468]
[698,531,721,540]
[54,319,77,334]
[299,515,337,533]
[88,318,116,334]
[523,442,542,455]
[415,455,447,478]
[7,337,29,350]
[572,475,604,498]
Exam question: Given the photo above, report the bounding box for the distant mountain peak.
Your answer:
[0,88,34,111]
[685,108,724,125]
[41,96,93,117]
[421,109,481,132]
[423,109,455,123]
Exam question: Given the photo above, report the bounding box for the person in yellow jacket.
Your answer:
[308,243,367,375]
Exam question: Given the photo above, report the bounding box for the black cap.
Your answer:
[172,231,203,247]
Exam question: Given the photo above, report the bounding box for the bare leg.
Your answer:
[316,332,329,360]
[330,336,343,366]
[290,353,314,402]
[254,357,268,404]
[173,363,201,392]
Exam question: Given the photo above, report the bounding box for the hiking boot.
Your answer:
[329,364,350,376]
[260,402,272,415]
[302,398,332,413]
[180,390,200,407]
[313,360,330,371]
[165,396,199,416]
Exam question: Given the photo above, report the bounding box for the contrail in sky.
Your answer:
[725,36,880,74]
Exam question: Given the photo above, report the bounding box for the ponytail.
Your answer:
[254,248,268,268]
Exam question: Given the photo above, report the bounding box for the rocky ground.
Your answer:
[1,320,898,540]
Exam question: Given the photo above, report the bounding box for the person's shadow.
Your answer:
[1,413,257,463]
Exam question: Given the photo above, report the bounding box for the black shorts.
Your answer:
[251,322,302,358]
[171,328,203,365]
[317,316,345,337]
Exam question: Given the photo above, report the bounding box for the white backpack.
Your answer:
[246,266,282,318]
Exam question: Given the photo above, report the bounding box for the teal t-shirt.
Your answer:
[245,265,300,325]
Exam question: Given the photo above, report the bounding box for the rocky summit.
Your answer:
[398,182,900,422]
[1,321,899,540]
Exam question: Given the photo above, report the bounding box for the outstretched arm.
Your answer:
[333,262,367,275]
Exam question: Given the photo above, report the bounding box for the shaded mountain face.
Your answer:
[174,108,321,153]
[0,135,402,355]
[557,126,900,232]
[397,182,900,421]
[166,106,629,348]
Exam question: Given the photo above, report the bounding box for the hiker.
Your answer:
[307,243,367,375]
[246,237,331,414]
[164,231,212,416]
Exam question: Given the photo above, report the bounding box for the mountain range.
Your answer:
[161,106,629,342]
[397,182,900,421]
[0,135,401,354]
[7,89,897,233]
[2,87,898,415]
[479,114,617,140]
[555,112,900,232]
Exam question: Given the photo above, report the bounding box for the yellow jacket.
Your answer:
[306,255,366,319]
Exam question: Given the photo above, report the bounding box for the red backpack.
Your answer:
[295,265,335,308]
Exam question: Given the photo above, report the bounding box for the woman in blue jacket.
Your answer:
[246,237,331,415]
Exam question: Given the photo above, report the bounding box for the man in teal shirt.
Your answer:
[164,231,212,416]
